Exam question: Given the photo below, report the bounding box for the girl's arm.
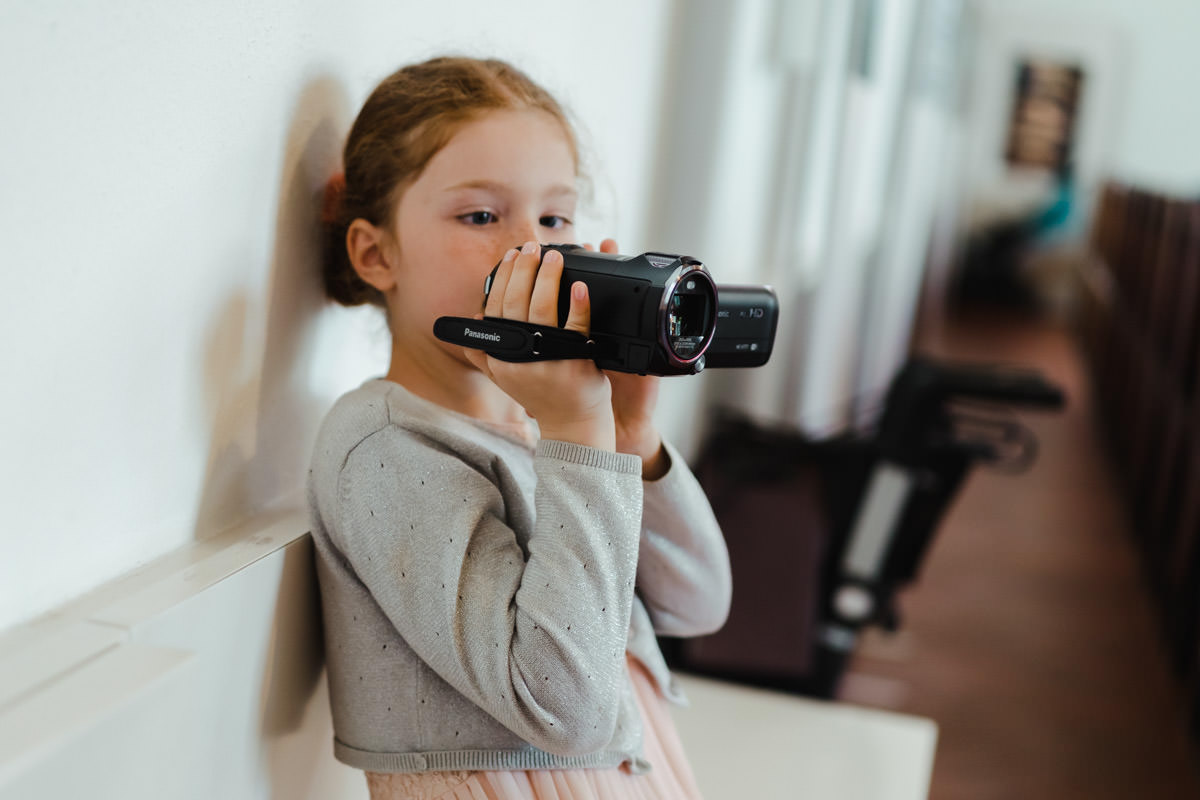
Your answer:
[634,439,732,637]
[606,373,731,637]
[331,426,642,757]
[586,238,730,636]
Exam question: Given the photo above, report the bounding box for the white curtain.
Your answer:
[645,0,967,449]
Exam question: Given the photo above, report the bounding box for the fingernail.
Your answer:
[521,241,538,255]
[573,281,587,301]
[503,248,518,262]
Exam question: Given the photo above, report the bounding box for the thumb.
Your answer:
[563,281,591,336]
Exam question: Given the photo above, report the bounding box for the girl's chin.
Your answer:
[437,340,485,369]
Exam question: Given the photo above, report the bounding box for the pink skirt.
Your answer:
[365,655,704,800]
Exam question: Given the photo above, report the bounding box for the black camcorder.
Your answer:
[433,244,779,376]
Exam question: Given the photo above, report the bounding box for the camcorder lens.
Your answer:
[667,283,713,360]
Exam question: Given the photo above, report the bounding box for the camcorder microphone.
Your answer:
[433,244,778,376]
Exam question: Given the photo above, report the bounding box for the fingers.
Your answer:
[501,241,541,320]
[600,238,618,254]
[485,248,519,318]
[563,281,591,336]
[485,241,597,331]
[528,249,563,326]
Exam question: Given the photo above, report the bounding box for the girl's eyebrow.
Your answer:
[443,179,505,194]
[442,179,577,199]
[544,184,578,199]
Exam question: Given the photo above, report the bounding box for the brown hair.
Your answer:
[321,56,580,310]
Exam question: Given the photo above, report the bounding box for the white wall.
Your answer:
[982,0,1200,195]
[0,517,352,799]
[958,2,1126,237]
[0,0,677,634]
[960,0,1200,245]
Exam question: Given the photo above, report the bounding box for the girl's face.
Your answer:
[386,109,579,351]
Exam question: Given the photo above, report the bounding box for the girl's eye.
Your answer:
[540,215,573,230]
[460,211,496,225]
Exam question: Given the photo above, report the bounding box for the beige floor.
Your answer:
[837,310,1200,799]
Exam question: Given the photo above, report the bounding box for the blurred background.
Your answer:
[2,0,1199,797]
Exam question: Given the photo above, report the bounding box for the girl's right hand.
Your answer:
[461,242,617,452]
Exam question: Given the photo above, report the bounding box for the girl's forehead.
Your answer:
[421,109,577,192]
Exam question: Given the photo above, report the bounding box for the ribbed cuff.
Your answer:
[333,739,641,774]
[536,439,642,475]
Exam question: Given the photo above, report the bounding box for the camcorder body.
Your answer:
[433,244,778,376]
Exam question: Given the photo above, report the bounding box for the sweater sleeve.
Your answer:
[332,427,643,757]
[635,439,732,637]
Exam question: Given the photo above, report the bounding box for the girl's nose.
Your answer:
[509,218,542,248]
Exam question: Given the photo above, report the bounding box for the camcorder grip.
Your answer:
[433,244,779,376]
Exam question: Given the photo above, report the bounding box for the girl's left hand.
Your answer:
[584,239,669,480]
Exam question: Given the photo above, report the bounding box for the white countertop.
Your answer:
[670,673,937,800]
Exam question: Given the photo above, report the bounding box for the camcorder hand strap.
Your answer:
[433,316,597,363]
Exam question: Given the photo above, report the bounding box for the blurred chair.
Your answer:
[668,358,1063,699]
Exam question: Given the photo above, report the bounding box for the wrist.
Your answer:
[539,414,616,452]
[617,422,668,480]
[639,444,669,481]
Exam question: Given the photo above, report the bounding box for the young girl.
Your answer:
[308,56,731,800]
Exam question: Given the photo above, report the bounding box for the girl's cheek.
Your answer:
[440,240,502,299]
[453,233,509,273]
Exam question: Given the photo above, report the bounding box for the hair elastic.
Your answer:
[322,172,346,225]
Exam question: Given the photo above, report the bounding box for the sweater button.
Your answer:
[413,755,428,769]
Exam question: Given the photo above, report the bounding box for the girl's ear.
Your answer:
[347,219,397,293]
